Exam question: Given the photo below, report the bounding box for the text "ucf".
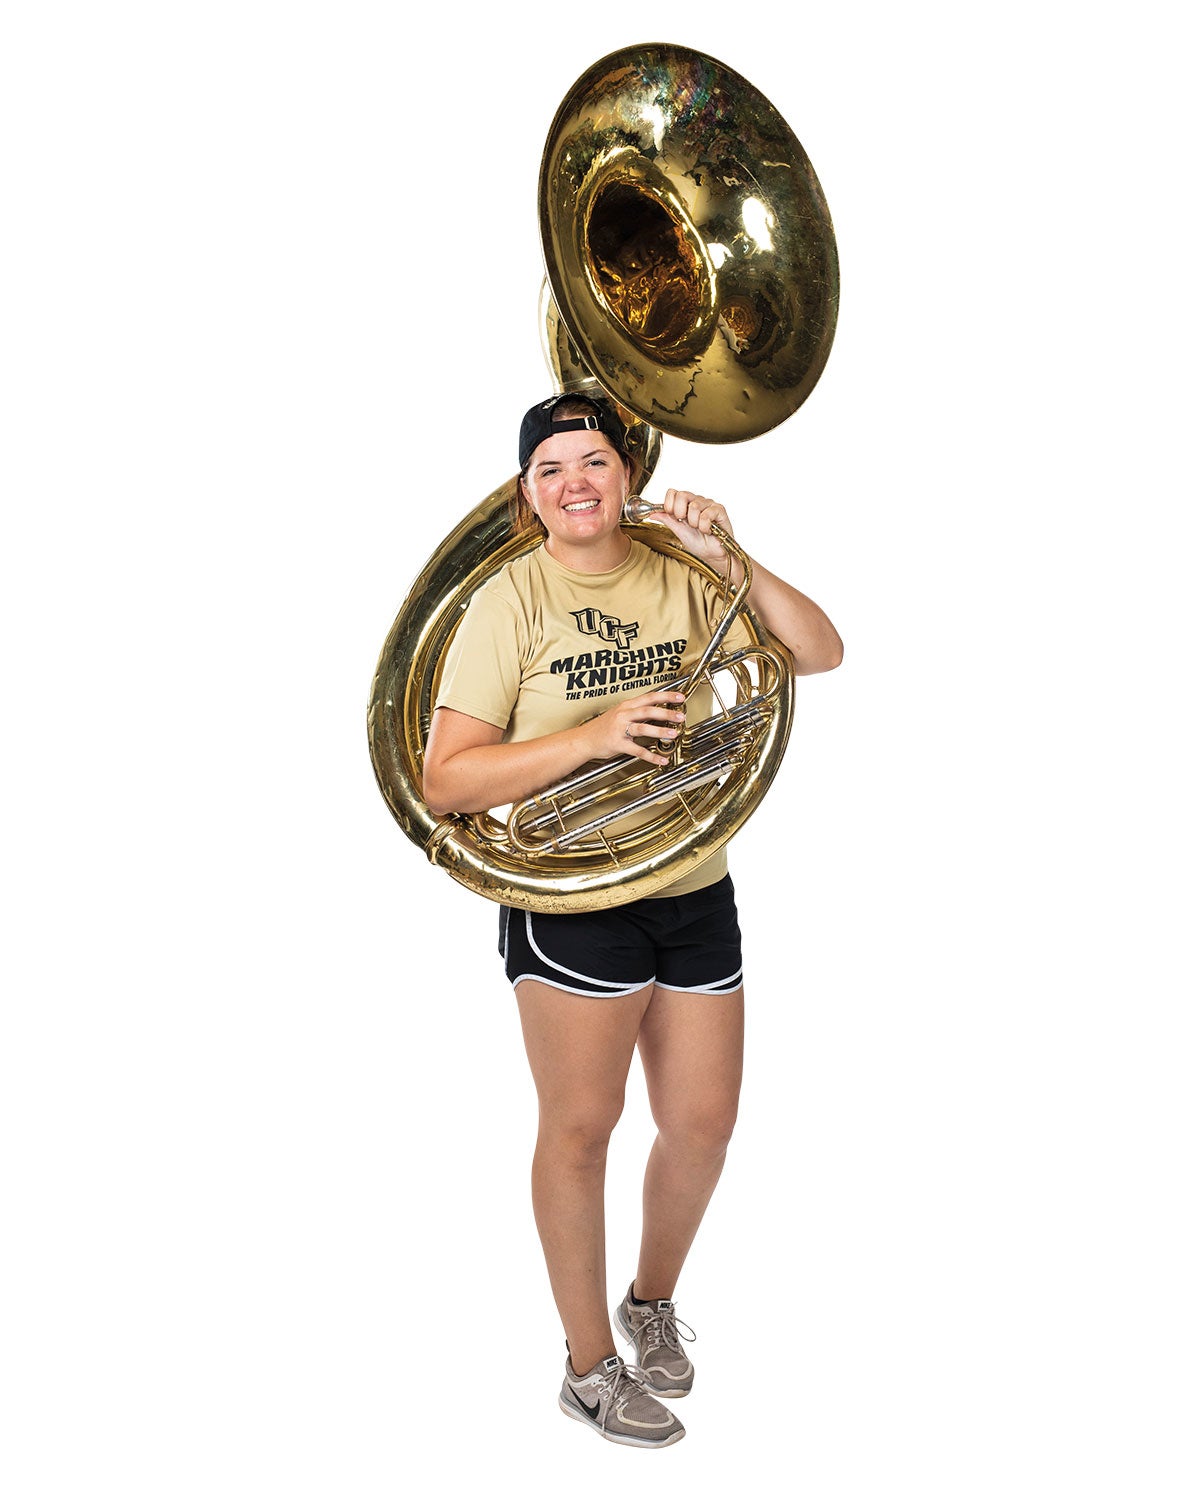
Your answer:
[571,608,640,651]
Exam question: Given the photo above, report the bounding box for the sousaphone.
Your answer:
[368,43,838,912]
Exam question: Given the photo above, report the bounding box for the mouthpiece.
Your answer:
[622,495,663,524]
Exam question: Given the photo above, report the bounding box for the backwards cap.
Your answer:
[518,394,627,473]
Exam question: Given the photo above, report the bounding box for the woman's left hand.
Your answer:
[645,485,844,676]
[646,489,737,569]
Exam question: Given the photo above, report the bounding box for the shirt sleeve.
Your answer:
[433,585,524,732]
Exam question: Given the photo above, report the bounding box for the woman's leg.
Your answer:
[633,984,745,1300]
[515,978,654,1375]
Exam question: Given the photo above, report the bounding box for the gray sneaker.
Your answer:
[613,1285,696,1397]
[558,1352,685,1448]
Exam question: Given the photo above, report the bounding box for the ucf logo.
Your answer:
[571,607,640,651]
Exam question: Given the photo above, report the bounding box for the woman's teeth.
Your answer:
[564,499,599,512]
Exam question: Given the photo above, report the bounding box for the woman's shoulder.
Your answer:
[628,536,703,587]
[478,545,545,605]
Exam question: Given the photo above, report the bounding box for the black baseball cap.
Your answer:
[518,394,628,473]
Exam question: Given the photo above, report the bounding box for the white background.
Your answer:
[3,3,1195,1496]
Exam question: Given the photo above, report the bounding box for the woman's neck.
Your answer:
[543,531,633,574]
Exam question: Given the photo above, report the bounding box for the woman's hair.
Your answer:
[509,485,545,536]
[510,395,636,537]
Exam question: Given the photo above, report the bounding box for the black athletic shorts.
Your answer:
[498,875,743,997]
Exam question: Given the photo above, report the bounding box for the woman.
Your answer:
[423,393,842,1448]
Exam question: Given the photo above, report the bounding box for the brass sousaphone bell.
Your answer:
[368,44,838,912]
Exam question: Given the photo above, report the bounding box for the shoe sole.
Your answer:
[558,1395,685,1448]
[612,1306,694,1399]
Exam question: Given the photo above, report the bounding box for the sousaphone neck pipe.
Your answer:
[622,496,754,694]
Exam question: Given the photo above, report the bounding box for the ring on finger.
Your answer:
[624,725,636,740]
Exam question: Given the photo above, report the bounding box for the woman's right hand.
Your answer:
[425,693,688,816]
[581,690,688,767]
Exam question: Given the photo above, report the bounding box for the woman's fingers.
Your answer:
[652,490,734,567]
[625,690,687,716]
[624,727,678,765]
[661,488,731,535]
[626,718,682,741]
[609,691,686,765]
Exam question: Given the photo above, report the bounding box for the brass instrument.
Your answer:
[367,43,838,913]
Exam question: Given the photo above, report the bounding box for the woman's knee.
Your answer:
[538,1091,626,1167]
[654,1095,740,1160]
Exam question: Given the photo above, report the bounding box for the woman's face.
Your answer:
[520,428,630,555]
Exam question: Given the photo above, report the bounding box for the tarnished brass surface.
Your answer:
[539,280,663,489]
[540,43,838,442]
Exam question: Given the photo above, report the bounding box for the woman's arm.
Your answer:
[423,691,688,816]
[648,489,843,675]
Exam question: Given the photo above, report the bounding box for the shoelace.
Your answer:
[588,1360,655,1434]
[635,1304,697,1356]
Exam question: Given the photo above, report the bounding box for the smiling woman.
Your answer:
[420,389,842,1448]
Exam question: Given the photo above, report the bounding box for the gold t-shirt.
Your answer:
[434,539,750,899]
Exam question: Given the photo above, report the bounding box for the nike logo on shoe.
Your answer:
[568,1388,601,1420]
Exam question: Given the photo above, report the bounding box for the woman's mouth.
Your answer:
[563,499,600,513]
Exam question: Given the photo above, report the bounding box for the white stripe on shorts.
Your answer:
[509,971,655,998]
[524,912,653,991]
[655,967,744,995]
